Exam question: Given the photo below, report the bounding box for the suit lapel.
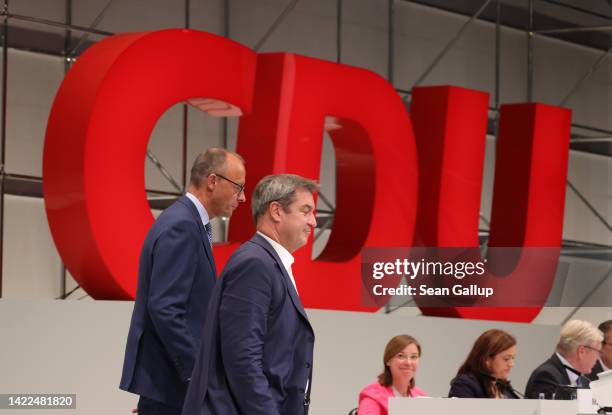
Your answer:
[250,233,311,324]
[551,353,572,385]
[177,196,217,276]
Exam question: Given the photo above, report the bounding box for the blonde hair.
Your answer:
[556,320,603,356]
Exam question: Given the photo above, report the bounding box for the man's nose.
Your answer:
[309,213,317,228]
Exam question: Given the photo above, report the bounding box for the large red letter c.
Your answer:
[43,29,256,299]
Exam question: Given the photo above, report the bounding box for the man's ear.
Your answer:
[205,174,217,191]
[269,201,282,223]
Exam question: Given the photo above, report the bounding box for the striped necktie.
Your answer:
[204,222,213,247]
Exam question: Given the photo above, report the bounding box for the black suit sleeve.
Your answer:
[587,361,603,381]
[218,257,281,415]
[147,220,200,382]
[448,375,485,398]
[525,368,559,399]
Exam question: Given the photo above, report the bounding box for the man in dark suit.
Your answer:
[120,148,246,415]
[525,319,603,399]
[182,174,318,415]
[588,319,612,381]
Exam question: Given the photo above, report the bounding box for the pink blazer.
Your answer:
[358,381,427,415]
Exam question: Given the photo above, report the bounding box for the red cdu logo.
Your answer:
[43,29,571,322]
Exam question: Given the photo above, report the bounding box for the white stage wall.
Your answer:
[1,300,565,415]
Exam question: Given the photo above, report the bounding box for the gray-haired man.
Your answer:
[525,319,603,399]
[183,174,318,415]
[588,319,612,380]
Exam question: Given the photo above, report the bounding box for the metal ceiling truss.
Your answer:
[0,0,611,306]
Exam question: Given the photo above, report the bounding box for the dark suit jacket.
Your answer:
[448,372,520,399]
[524,353,572,399]
[588,360,605,381]
[120,196,217,408]
[182,233,315,415]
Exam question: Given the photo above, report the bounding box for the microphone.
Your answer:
[561,364,591,388]
[532,379,579,400]
[533,379,576,388]
[495,379,525,398]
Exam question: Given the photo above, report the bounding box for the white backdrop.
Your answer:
[0,300,566,415]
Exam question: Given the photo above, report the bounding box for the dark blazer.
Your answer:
[120,196,217,408]
[449,372,520,399]
[182,233,315,415]
[588,360,605,381]
[524,354,572,399]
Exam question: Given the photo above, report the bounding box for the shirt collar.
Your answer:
[257,231,294,272]
[556,352,580,385]
[185,192,210,228]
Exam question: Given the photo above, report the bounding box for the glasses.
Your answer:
[394,352,420,362]
[214,173,245,195]
[583,345,603,356]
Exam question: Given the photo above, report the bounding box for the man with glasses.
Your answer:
[120,148,246,415]
[525,319,603,399]
[182,174,318,415]
[588,319,612,381]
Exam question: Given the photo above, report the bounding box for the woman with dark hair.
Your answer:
[358,335,427,415]
[448,329,520,399]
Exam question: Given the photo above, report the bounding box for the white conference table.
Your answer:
[389,397,580,415]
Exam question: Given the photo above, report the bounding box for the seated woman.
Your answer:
[448,329,520,399]
[358,335,427,415]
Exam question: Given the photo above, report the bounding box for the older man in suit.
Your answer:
[525,319,603,399]
[182,174,318,415]
[588,319,612,381]
[120,148,246,415]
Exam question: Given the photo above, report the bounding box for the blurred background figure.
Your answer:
[588,319,612,381]
[357,335,427,415]
[449,329,520,399]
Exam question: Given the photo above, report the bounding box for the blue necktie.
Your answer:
[204,222,213,247]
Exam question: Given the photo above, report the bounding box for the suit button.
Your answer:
[305,362,311,368]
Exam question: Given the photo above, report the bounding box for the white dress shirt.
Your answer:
[257,231,298,293]
[185,192,210,229]
[556,352,580,386]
